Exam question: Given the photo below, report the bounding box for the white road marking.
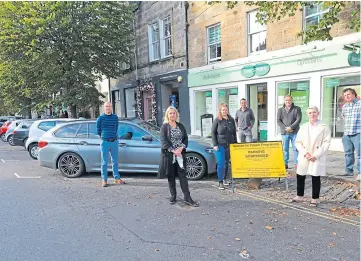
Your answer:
[13,173,42,179]
[1,159,5,163]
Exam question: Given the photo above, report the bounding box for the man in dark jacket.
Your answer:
[277,95,302,169]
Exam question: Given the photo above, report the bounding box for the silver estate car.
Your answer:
[38,119,216,180]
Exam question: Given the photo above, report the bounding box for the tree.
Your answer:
[208,1,360,43]
[0,2,135,117]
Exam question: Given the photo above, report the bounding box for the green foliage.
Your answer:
[0,2,135,115]
[208,1,360,44]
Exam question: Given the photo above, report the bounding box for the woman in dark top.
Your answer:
[211,103,237,190]
[158,106,199,207]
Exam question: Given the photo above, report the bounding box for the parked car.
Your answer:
[5,120,24,146]
[38,119,216,180]
[0,121,12,141]
[26,118,79,159]
[13,120,36,148]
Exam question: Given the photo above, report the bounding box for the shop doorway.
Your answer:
[247,83,268,141]
[143,90,152,121]
[161,82,179,115]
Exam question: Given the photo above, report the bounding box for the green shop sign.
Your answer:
[241,63,270,78]
[348,52,360,67]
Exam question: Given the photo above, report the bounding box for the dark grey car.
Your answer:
[13,120,35,147]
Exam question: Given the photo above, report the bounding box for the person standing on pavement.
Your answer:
[158,106,198,207]
[96,101,125,187]
[292,106,331,207]
[212,103,237,190]
[235,98,255,143]
[341,88,360,180]
[277,95,302,170]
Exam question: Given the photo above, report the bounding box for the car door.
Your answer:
[118,122,161,172]
[74,123,102,171]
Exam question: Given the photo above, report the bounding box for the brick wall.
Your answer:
[188,1,358,68]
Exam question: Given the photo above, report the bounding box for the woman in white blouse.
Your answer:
[292,106,331,207]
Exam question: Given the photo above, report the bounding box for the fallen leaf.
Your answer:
[332,232,337,236]
[265,225,273,230]
[235,237,241,241]
[154,248,159,252]
[328,242,335,248]
[241,249,248,254]
[146,195,152,199]
[207,236,212,240]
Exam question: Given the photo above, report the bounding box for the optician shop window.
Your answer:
[124,88,137,118]
[194,90,213,132]
[277,80,310,129]
[218,88,238,118]
[322,75,361,138]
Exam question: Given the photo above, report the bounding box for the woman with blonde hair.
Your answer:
[158,106,198,207]
[292,106,331,207]
[211,103,237,189]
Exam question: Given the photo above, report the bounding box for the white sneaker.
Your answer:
[223,180,230,186]
[356,174,361,181]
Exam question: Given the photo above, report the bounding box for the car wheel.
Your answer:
[185,152,207,180]
[8,135,15,146]
[28,143,39,160]
[23,138,28,149]
[58,152,85,178]
[1,133,6,142]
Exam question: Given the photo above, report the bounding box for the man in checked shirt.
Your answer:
[341,88,360,180]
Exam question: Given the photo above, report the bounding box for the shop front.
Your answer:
[188,33,360,151]
[110,70,190,130]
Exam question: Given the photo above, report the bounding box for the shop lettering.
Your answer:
[297,57,322,66]
[203,73,221,80]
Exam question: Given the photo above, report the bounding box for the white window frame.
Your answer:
[160,16,172,58]
[303,2,330,30]
[247,10,267,55]
[148,22,160,62]
[207,23,221,64]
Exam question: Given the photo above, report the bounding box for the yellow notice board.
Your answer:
[230,141,286,179]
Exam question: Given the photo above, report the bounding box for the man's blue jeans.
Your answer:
[101,140,120,181]
[214,145,230,182]
[281,133,298,165]
[342,133,360,174]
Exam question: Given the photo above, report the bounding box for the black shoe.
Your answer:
[169,195,176,205]
[219,181,225,190]
[184,197,199,207]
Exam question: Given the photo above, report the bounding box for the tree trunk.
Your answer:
[69,105,77,118]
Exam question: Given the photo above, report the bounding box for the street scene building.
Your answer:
[0,2,360,261]
[187,1,360,151]
[110,1,191,131]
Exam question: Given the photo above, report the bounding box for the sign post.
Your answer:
[229,141,287,192]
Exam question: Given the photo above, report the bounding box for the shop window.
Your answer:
[207,24,221,64]
[195,90,212,131]
[303,2,329,30]
[277,80,310,128]
[248,10,267,55]
[124,88,137,118]
[322,75,361,138]
[217,88,238,118]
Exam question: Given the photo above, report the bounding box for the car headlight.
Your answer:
[205,148,214,153]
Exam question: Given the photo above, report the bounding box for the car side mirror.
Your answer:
[142,135,153,141]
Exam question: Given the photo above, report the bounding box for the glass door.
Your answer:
[247,83,268,141]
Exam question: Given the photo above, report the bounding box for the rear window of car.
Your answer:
[38,121,56,131]
[54,124,81,138]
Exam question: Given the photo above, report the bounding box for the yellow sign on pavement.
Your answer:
[230,141,286,178]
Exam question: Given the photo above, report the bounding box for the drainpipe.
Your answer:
[184,1,189,70]
[133,2,140,81]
